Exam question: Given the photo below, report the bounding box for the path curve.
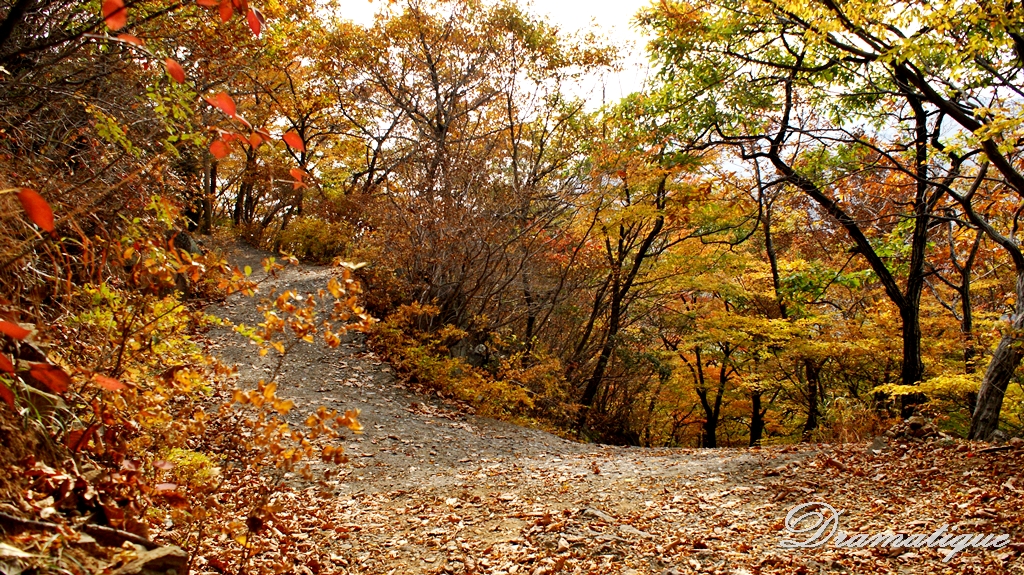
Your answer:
[192,241,1020,575]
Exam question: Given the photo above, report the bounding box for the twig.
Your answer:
[81,524,159,550]
[0,512,159,550]
[0,510,60,532]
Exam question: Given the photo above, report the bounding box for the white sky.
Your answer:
[332,0,656,105]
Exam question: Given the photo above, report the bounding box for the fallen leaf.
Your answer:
[94,374,126,391]
[66,424,100,452]
[0,543,35,558]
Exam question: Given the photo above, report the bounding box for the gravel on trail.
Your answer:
[187,240,1020,575]
[203,240,769,495]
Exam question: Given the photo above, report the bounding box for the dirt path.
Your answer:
[195,241,1023,575]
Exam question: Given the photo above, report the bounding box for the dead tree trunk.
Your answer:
[969,273,1024,440]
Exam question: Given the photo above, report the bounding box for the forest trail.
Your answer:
[196,241,1023,575]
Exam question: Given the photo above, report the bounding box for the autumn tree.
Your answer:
[637,0,978,418]
[331,0,612,333]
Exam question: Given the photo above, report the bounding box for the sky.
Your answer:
[332,0,657,105]
[528,0,656,103]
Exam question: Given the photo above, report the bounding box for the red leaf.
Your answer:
[66,424,100,453]
[94,374,126,391]
[204,92,236,117]
[248,132,263,148]
[165,58,186,83]
[209,139,230,159]
[219,0,233,22]
[218,93,237,116]
[102,503,125,526]
[0,353,14,374]
[246,7,262,36]
[0,383,13,410]
[102,0,127,30]
[290,168,306,190]
[28,363,71,394]
[17,189,55,232]
[196,0,218,6]
[231,0,248,13]
[283,130,305,151]
[160,490,189,508]
[0,320,30,340]
[116,33,144,46]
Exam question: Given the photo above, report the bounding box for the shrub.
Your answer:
[368,303,577,422]
[268,216,353,264]
[0,194,373,573]
[164,448,220,490]
[813,397,895,443]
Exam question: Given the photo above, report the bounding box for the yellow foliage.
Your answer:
[270,216,354,264]
[163,448,220,490]
[368,304,561,419]
[875,373,981,400]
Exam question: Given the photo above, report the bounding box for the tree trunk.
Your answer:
[568,274,609,375]
[233,189,243,227]
[200,159,216,235]
[762,201,786,319]
[702,412,718,448]
[801,360,821,441]
[0,0,33,54]
[578,196,665,429]
[969,273,1024,440]
[695,348,727,448]
[768,78,937,399]
[945,163,1024,439]
[749,389,765,446]
[234,155,256,226]
[200,197,213,235]
[897,90,936,415]
[523,270,536,351]
[898,302,925,416]
[578,292,620,421]
[960,231,983,373]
